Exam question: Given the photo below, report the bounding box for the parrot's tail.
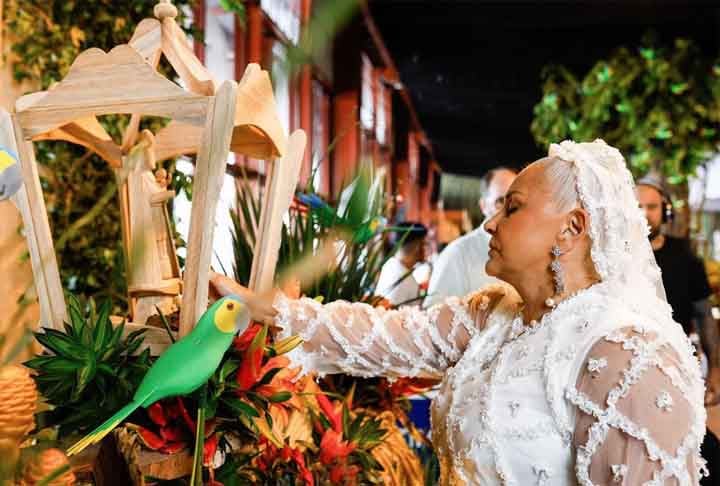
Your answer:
[66,401,141,456]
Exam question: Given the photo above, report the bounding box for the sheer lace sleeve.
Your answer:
[274,283,518,379]
[569,327,706,485]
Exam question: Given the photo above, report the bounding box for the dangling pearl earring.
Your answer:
[546,245,564,308]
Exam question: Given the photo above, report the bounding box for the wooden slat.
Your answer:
[15,45,209,138]
[34,117,123,167]
[161,17,216,96]
[178,80,238,337]
[248,130,306,293]
[153,121,202,162]
[123,19,164,152]
[2,110,67,330]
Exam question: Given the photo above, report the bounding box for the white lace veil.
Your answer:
[548,140,706,449]
[548,140,678,327]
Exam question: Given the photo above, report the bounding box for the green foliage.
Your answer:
[24,295,152,436]
[219,0,246,20]
[531,36,720,182]
[231,165,395,303]
[5,1,197,311]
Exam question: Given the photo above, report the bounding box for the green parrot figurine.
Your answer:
[0,146,22,200]
[66,294,250,456]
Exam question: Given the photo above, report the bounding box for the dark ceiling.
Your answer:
[369,0,720,176]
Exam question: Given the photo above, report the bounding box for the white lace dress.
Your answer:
[274,282,707,485]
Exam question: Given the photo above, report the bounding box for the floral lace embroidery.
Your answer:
[566,331,700,486]
[273,279,704,486]
[655,391,673,412]
[611,463,627,482]
[509,400,521,418]
[532,465,552,486]
[586,357,608,374]
[500,419,562,441]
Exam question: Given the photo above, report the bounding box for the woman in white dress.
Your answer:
[212,139,706,485]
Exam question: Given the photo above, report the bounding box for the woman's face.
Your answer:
[483,161,568,285]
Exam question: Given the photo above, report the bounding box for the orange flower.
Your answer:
[319,429,355,465]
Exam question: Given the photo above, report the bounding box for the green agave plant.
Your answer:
[25,295,152,436]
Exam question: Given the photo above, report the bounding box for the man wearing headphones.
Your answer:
[637,176,720,400]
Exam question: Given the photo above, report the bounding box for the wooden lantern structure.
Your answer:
[0,0,305,351]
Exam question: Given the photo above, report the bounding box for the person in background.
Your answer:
[424,167,517,307]
[376,222,428,307]
[636,174,720,484]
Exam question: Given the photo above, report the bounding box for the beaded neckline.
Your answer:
[509,281,607,341]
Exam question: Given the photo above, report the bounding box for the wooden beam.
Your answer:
[178,80,238,337]
[15,45,210,138]
[249,130,306,293]
[1,110,67,330]
[153,121,202,162]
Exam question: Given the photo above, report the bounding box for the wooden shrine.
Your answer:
[0,0,306,352]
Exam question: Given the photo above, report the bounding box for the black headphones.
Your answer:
[661,193,674,224]
[637,177,673,224]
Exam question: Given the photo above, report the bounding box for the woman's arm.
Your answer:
[570,327,706,485]
[211,272,517,379]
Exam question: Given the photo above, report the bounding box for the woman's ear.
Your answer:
[558,208,590,245]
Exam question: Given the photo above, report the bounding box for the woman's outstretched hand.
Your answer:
[463,284,508,326]
[209,272,279,326]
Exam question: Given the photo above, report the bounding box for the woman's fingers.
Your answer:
[465,287,506,323]
[209,271,245,297]
[209,272,280,324]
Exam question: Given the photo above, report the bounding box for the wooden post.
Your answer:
[178,80,238,337]
[248,130,306,293]
[1,110,67,330]
[246,2,263,65]
[333,91,359,194]
[298,67,312,184]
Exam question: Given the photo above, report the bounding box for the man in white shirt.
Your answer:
[376,222,428,307]
[424,167,517,307]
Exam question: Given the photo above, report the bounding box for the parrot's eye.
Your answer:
[226,302,235,310]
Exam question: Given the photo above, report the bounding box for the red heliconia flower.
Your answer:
[291,448,314,486]
[136,427,165,450]
[319,429,355,465]
[316,393,342,434]
[329,463,360,485]
[233,322,262,352]
[236,343,264,391]
[135,398,218,457]
[203,433,219,467]
[174,397,196,431]
[147,402,167,426]
[388,377,438,397]
[159,424,185,443]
